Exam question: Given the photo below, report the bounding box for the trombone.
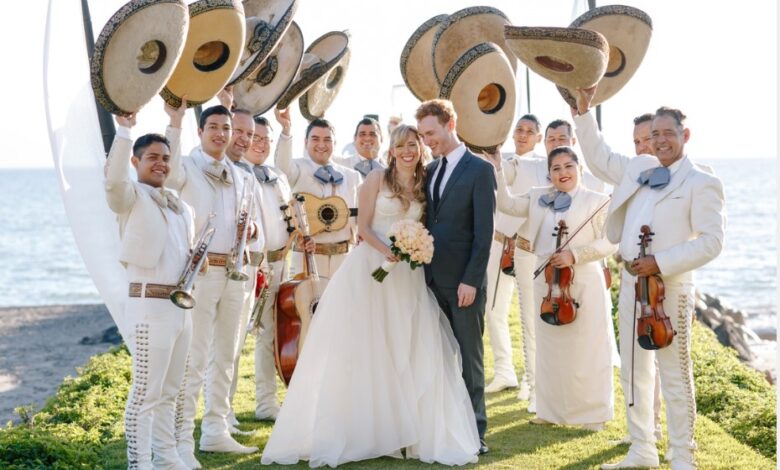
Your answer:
[171,214,216,309]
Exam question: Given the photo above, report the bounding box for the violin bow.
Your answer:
[532,196,612,279]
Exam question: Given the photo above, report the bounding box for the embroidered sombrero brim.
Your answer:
[439,42,516,154]
[90,0,189,116]
[298,43,350,120]
[160,0,245,107]
[399,14,448,102]
[233,21,303,116]
[226,0,297,86]
[504,26,608,91]
[432,6,517,85]
[557,5,653,107]
[276,30,349,111]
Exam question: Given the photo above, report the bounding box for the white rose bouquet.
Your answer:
[371,219,435,282]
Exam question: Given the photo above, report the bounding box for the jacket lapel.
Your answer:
[435,152,471,214]
[654,157,693,204]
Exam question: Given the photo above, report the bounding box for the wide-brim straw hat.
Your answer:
[160,0,245,108]
[90,0,189,116]
[233,21,304,116]
[439,42,516,154]
[504,26,608,91]
[298,40,351,120]
[399,14,448,102]
[557,5,653,107]
[432,6,517,85]
[276,31,349,112]
[226,0,297,86]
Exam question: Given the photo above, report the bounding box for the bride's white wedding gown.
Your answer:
[261,191,479,467]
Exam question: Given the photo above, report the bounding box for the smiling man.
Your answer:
[573,87,725,470]
[274,109,360,278]
[166,103,263,466]
[104,112,195,470]
[334,117,386,179]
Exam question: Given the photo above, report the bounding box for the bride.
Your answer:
[261,125,480,467]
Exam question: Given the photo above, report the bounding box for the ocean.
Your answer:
[0,160,776,333]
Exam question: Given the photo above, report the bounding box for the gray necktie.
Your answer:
[313,165,344,185]
[149,187,183,214]
[354,159,379,178]
[637,166,671,190]
[204,160,233,186]
[538,191,572,212]
[253,165,277,184]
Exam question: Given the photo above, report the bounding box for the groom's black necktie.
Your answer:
[432,157,448,211]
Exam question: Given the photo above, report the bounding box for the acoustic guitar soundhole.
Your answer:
[318,205,337,224]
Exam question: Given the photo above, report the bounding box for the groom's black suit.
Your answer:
[424,148,496,440]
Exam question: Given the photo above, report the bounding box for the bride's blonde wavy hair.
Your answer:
[384,124,430,212]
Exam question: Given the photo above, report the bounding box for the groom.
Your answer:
[416,99,496,454]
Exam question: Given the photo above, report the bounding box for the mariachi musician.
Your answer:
[573,87,725,470]
[484,146,617,432]
[273,108,360,278]
[104,111,195,469]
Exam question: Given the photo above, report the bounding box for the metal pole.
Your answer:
[81,0,116,155]
[525,67,532,113]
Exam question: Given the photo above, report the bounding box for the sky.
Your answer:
[0,0,776,168]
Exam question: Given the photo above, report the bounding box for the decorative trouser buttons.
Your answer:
[126,323,150,469]
[174,354,191,444]
[676,294,697,454]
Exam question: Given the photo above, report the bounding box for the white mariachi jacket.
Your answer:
[104,133,195,269]
[574,112,725,281]
[273,133,360,244]
[495,178,617,265]
[165,127,264,257]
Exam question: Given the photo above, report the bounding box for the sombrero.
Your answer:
[90,0,189,116]
[399,14,448,102]
[557,5,653,107]
[233,21,304,116]
[439,42,516,154]
[276,31,349,111]
[432,6,517,85]
[504,26,608,91]
[298,35,351,120]
[160,0,245,108]
[226,0,297,86]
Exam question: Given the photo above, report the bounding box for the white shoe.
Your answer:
[485,378,518,393]
[177,449,202,469]
[199,435,258,454]
[229,424,256,436]
[601,452,660,469]
[255,407,279,421]
[669,458,696,470]
[516,379,531,401]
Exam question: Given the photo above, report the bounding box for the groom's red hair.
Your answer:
[415,99,457,127]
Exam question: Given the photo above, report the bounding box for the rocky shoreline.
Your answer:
[695,291,776,384]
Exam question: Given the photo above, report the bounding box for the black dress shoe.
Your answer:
[479,439,489,455]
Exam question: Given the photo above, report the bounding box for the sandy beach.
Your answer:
[0,304,116,424]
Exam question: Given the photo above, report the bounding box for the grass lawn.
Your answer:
[98,299,774,469]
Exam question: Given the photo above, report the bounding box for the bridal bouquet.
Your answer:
[371,220,434,282]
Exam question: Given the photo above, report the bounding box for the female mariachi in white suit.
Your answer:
[488,147,617,429]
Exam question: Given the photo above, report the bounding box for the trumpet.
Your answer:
[228,176,255,281]
[171,214,216,309]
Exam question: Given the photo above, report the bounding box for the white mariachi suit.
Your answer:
[226,160,268,427]
[575,112,725,467]
[104,128,195,469]
[333,153,387,180]
[274,133,360,277]
[495,177,617,425]
[166,130,263,453]
[235,159,293,419]
[487,151,548,397]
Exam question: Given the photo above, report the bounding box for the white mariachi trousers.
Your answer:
[290,252,347,279]
[124,297,192,470]
[485,239,518,385]
[254,258,288,416]
[176,267,250,451]
[227,266,258,419]
[618,270,697,465]
[514,249,537,395]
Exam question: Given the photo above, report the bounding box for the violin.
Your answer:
[634,225,675,350]
[540,220,578,326]
[274,194,329,386]
[500,236,515,276]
